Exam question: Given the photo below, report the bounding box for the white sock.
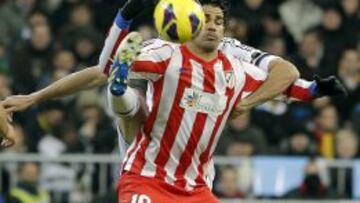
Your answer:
[107,86,140,118]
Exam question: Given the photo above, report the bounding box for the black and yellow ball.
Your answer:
[154,0,205,43]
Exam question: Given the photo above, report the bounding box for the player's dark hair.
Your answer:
[199,0,229,17]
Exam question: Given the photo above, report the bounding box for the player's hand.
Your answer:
[312,75,348,97]
[0,124,17,149]
[230,100,252,118]
[121,0,158,20]
[0,105,17,149]
[2,94,36,113]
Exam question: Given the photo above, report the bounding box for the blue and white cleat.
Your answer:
[109,32,143,96]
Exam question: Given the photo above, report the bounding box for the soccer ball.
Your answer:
[154,0,205,43]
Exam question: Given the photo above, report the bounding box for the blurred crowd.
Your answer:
[0,0,359,202]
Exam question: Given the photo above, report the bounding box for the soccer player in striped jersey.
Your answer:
[112,1,346,202]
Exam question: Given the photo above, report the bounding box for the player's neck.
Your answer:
[185,42,218,62]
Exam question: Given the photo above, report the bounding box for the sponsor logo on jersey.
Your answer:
[180,88,227,115]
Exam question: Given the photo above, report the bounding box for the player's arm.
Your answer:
[221,38,300,106]
[239,58,300,111]
[232,62,346,116]
[3,67,107,112]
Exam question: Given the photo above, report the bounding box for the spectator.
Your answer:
[261,36,287,57]
[8,162,50,203]
[22,9,50,40]
[216,112,267,155]
[318,3,350,76]
[288,28,325,80]
[38,123,83,203]
[214,166,245,198]
[38,49,76,89]
[252,100,291,149]
[11,24,55,94]
[0,0,28,46]
[224,16,249,43]
[280,128,317,156]
[260,9,296,54]
[231,0,269,47]
[59,2,102,67]
[330,129,358,198]
[285,159,338,199]
[76,90,116,153]
[279,0,323,42]
[226,139,255,157]
[24,100,66,152]
[217,114,258,196]
[73,32,100,68]
[340,0,360,44]
[313,105,339,159]
[332,49,360,120]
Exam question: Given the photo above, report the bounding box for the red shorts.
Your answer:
[117,172,219,203]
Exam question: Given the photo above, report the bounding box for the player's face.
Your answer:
[192,5,225,52]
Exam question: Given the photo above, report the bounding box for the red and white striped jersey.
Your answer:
[121,44,314,191]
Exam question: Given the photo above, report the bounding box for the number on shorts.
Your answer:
[131,194,151,203]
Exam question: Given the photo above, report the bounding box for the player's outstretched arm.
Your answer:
[3,67,107,112]
[2,0,156,113]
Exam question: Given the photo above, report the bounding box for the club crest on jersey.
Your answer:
[224,71,235,89]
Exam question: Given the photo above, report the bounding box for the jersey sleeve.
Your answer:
[98,11,131,76]
[129,44,173,82]
[220,37,281,73]
[241,61,315,102]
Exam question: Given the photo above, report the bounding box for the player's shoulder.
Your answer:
[220,37,257,52]
[142,38,178,53]
[219,48,248,68]
[219,37,242,49]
